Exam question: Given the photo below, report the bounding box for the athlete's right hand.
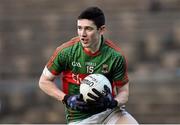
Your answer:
[62,94,90,112]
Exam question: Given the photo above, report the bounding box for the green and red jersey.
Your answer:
[46,36,129,123]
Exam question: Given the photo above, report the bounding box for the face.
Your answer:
[77,19,104,51]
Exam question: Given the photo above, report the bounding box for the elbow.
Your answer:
[38,77,44,90]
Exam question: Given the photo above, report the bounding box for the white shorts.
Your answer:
[68,106,128,125]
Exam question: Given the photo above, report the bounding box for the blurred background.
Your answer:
[0,0,180,124]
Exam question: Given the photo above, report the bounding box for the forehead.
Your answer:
[77,19,96,27]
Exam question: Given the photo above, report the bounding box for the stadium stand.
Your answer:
[0,0,180,123]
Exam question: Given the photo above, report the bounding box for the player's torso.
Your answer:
[61,39,118,95]
[56,37,123,123]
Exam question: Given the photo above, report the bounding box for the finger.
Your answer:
[76,100,88,106]
[77,105,89,112]
[76,101,91,112]
[77,94,84,101]
[86,99,98,104]
[79,94,83,98]
[92,88,103,97]
[87,93,99,101]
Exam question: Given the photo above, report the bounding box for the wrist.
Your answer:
[62,94,70,104]
[109,99,118,109]
[115,100,124,107]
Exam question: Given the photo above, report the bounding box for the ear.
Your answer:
[99,25,106,35]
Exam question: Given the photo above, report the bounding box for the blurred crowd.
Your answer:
[0,0,180,123]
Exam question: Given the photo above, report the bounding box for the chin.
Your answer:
[81,43,90,48]
[82,45,90,49]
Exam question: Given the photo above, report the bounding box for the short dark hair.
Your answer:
[78,7,105,29]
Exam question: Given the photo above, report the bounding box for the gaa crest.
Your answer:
[102,64,109,73]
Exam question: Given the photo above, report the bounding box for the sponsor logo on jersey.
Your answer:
[85,62,96,66]
[102,64,109,73]
[72,73,82,84]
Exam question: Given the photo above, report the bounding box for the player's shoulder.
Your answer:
[104,39,124,56]
[55,36,80,52]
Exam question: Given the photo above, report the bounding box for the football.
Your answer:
[80,74,112,102]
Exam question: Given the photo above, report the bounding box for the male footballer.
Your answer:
[39,6,138,124]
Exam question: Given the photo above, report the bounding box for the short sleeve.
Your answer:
[46,47,67,76]
[112,55,129,86]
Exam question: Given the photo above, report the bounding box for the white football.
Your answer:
[80,74,112,102]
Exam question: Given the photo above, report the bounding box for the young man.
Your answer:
[39,7,138,124]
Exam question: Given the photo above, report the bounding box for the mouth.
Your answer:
[81,38,88,44]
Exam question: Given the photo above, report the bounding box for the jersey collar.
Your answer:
[82,35,104,56]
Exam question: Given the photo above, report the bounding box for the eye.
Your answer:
[77,26,82,30]
[86,27,93,31]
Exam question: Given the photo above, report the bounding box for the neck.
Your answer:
[86,36,102,54]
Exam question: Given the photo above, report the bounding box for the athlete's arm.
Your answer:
[39,67,91,112]
[114,82,129,106]
[39,67,66,102]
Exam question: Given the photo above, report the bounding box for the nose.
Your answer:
[81,29,87,37]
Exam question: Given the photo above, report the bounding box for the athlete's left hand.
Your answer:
[87,85,118,110]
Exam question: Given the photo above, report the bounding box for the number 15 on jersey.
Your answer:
[87,66,94,73]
